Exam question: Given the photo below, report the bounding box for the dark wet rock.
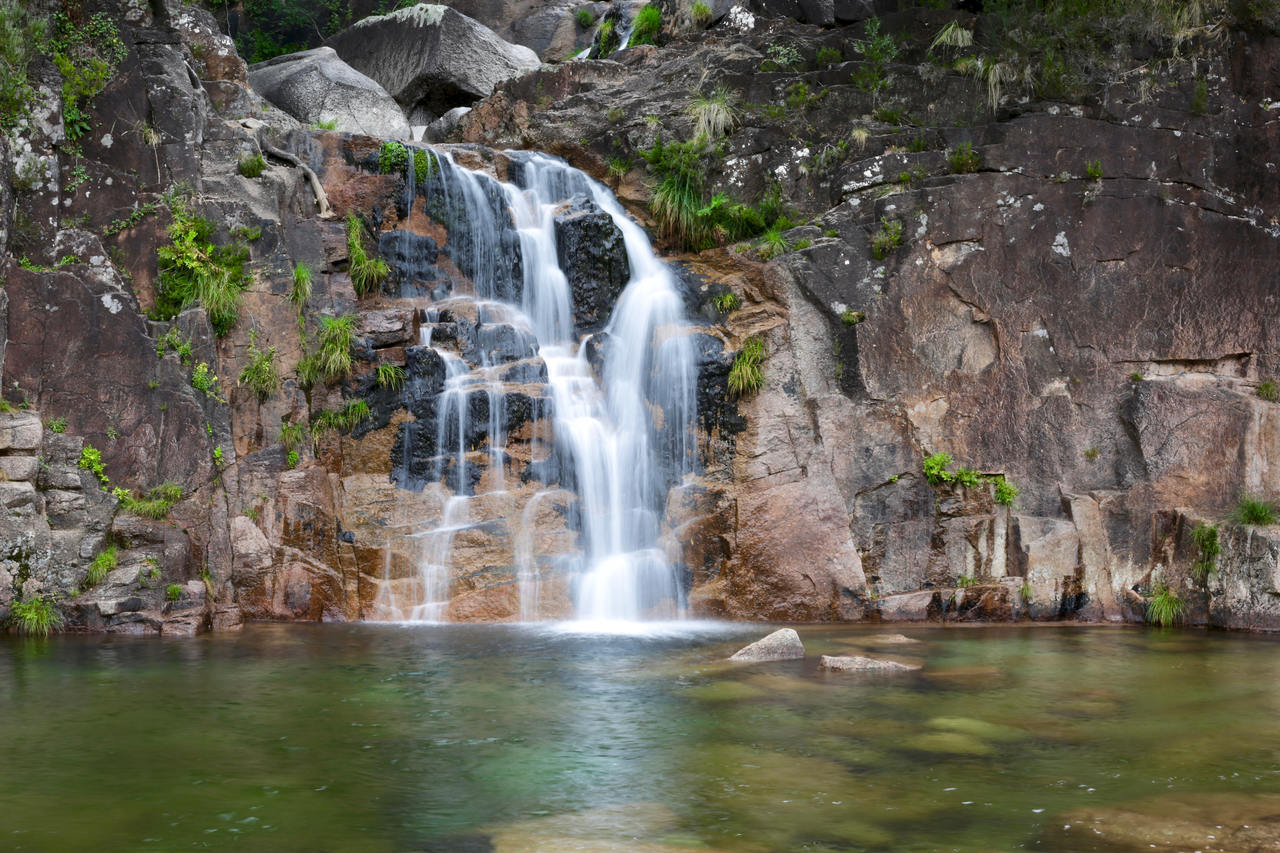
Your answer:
[553,194,629,334]
[248,47,410,138]
[728,627,805,661]
[377,230,441,297]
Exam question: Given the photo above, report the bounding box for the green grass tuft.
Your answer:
[1191,522,1219,582]
[291,262,312,307]
[1257,379,1278,402]
[948,141,980,173]
[238,340,281,401]
[87,544,117,585]
[316,314,357,383]
[346,213,389,297]
[378,141,408,174]
[376,363,406,391]
[166,583,184,602]
[712,291,741,314]
[871,217,903,259]
[627,4,661,47]
[1233,494,1277,526]
[9,596,61,638]
[153,196,250,337]
[1146,582,1185,628]
[574,8,595,28]
[728,337,765,398]
[238,153,266,178]
[119,483,182,519]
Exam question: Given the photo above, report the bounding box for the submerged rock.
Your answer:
[247,47,410,138]
[819,654,920,672]
[728,627,805,661]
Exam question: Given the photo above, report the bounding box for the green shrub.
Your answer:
[238,153,267,178]
[1086,159,1103,180]
[628,5,661,47]
[955,467,982,488]
[346,213,389,297]
[287,449,299,468]
[948,141,980,173]
[191,362,221,397]
[9,596,61,638]
[840,309,864,326]
[1257,379,1278,402]
[713,291,741,313]
[691,1,712,26]
[597,18,618,56]
[279,419,307,452]
[1233,495,1277,526]
[817,46,842,66]
[1129,371,1144,382]
[756,227,791,259]
[47,416,68,433]
[574,8,595,28]
[378,141,408,174]
[291,262,312,306]
[87,545,117,586]
[1147,582,1185,628]
[851,17,899,99]
[153,198,250,337]
[78,444,109,488]
[166,584,184,602]
[311,400,372,437]
[317,314,357,382]
[0,1,49,130]
[923,452,954,485]
[412,148,438,183]
[1084,446,1101,461]
[870,218,903,259]
[376,363,406,390]
[50,12,127,142]
[688,88,737,141]
[120,483,182,519]
[642,136,709,249]
[1191,522,1219,582]
[606,156,631,179]
[728,337,765,398]
[1019,582,1032,602]
[238,340,281,401]
[992,475,1019,506]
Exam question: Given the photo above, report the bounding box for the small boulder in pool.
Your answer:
[820,654,920,672]
[729,628,805,662]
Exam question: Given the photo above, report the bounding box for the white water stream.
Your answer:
[378,150,696,623]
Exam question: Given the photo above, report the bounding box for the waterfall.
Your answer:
[380,149,697,623]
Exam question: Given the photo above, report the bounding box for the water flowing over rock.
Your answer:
[728,627,806,661]
[327,4,541,125]
[248,47,411,139]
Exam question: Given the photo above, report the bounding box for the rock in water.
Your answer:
[248,47,411,138]
[552,195,630,334]
[327,4,541,125]
[819,655,920,672]
[729,628,805,661]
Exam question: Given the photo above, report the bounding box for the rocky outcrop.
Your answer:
[728,627,805,660]
[248,47,412,139]
[553,195,630,333]
[327,4,541,125]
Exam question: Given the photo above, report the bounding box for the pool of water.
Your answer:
[3,623,1279,851]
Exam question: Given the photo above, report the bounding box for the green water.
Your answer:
[2,623,1279,852]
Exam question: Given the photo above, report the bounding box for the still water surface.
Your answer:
[2,623,1279,851]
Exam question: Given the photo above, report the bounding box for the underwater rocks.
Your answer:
[819,654,920,672]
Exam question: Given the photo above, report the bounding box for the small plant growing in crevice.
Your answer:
[955,467,981,488]
[1257,379,1278,403]
[311,400,372,441]
[992,475,1019,506]
[712,291,741,314]
[840,309,864,326]
[756,227,791,259]
[870,218,903,259]
[817,46,842,66]
[280,419,307,453]
[1147,582,1185,627]
[153,196,250,337]
[238,153,266,178]
[762,43,801,72]
[118,483,182,519]
[1084,446,1101,461]
[574,8,595,28]
[291,262,312,307]
[923,452,955,485]
[166,584,184,602]
[956,575,980,588]
[346,213,389,297]
[606,156,631,179]
[317,314,357,382]
[728,337,765,398]
[1086,159,1104,180]
[688,88,737,141]
[87,544,118,586]
[627,4,661,47]
[948,141,980,173]
[238,335,281,401]
[376,363,406,391]
[1019,582,1033,602]
[851,17,899,101]
[47,416,68,433]
[78,445,109,488]
[9,596,61,638]
[1233,494,1277,526]
[191,362,221,398]
[378,141,408,174]
[1191,522,1219,583]
[691,1,712,27]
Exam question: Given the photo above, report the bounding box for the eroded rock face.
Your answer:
[327,4,541,124]
[249,47,411,139]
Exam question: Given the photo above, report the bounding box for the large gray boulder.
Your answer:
[248,47,410,139]
[327,4,541,125]
[728,627,805,661]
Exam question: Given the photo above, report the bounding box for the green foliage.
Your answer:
[923,452,955,485]
[1191,522,1220,582]
[1084,446,1101,461]
[50,12,127,141]
[46,416,67,434]
[213,445,225,467]
[413,148,438,183]
[762,44,801,72]
[597,18,618,56]
[238,153,267,178]
[728,337,766,398]
[279,420,307,452]
[949,141,981,173]
[291,262,313,307]
[311,118,339,130]
[1233,494,1278,526]
[157,328,194,365]
[1257,379,1278,402]
[691,1,712,27]
[378,141,408,174]
[346,213,389,297]
[713,291,741,313]
[376,363,406,390]
[606,156,631,179]
[317,314,357,383]
[851,17,899,100]
[688,88,738,141]
[955,467,982,488]
[120,483,183,519]
[312,400,372,437]
[166,584,184,602]
[1190,75,1209,115]
[628,5,662,47]
[87,545,118,586]
[992,475,1019,506]
[956,575,980,588]
[1129,371,1144,381]
[642,136,709,249]
[1147,582,1186,628]
[191,362,221,397]
[756,227,792,260]
[574,8,595,28]
[78,445,109,488]
[9,596,61,638]
[0,2,49,130]
[817,46,842,66]
[871,218,904,259]
[1019,582,1033,601]
[287,450,299,468]
[840,309,864,326]
[794,238,812,250]
[154,198,250,337]
[238,340,281,401]
[1086,159,1104,180]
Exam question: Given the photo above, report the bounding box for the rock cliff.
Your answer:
[1,0,1278,634]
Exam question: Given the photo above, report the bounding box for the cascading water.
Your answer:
[380,148,696,624]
